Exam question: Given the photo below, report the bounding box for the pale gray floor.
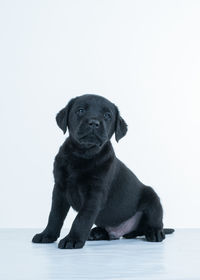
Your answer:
[0,229,199,280]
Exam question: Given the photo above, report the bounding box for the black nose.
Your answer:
[88,119,100,128]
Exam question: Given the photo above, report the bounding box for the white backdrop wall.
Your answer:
[0,0,200,228]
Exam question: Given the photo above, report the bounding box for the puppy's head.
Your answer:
[56,94,127,149]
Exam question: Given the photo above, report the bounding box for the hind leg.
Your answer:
[124,187,165,242]
[139,186,165,242]
[88,227,109,241]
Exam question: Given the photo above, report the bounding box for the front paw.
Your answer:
[145,228,165,242]
[32,232,57,243]
[58,235,85,249]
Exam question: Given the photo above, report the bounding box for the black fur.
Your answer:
[32,94,174,249]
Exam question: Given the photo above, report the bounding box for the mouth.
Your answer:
[78,133,103,148]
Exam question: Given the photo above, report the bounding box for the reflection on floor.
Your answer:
[0,228,199,279]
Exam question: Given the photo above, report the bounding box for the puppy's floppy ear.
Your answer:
[115,107,128,142]
[56,97,77,134]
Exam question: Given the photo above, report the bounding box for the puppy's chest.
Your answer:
[66,168,97,212]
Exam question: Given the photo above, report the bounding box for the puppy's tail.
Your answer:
[164,228,175,234]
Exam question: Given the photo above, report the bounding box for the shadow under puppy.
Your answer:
[32,94,174,249]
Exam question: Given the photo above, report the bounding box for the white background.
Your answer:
[0,0,199,229]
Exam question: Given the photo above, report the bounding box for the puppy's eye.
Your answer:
[104,112,112,120]
[76,108,85,115]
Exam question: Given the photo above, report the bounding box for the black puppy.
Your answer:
[32,94,174,249]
